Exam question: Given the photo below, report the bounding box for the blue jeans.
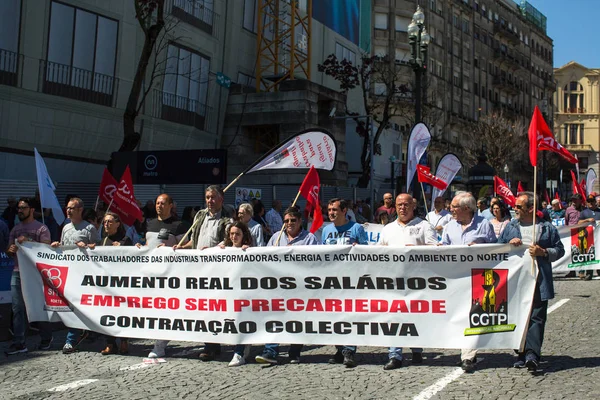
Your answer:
[388,347,422,360]
[65,329,80,345]
[262,343,304,358]
[11,271,52,344]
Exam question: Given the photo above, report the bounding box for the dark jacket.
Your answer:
[498,219,564,301]
[191,208,230,248]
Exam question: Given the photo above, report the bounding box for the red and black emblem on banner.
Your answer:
[569,225,598,267]
[469,269,508,329]
[35,263,72,312]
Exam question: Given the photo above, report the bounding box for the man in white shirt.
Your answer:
[378,193,437,370]
[426,196,452,241]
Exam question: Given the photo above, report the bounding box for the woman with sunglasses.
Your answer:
[99,212,133,355]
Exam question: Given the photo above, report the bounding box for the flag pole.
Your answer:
[223,172,244,193]
[105,198,114,214]
[275,191,302,246]
[94,196,99,212]
[420,182,429,215]
[531,165,537,276]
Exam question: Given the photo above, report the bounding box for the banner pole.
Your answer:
[420,182,429,215]
[94,196,99,212]
[223,172,244,193]
[105,198,114,215]
[275,190,302,246]
[532,165,537,276]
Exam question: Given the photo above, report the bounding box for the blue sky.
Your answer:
[526,0,600,68]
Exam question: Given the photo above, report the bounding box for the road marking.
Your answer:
[413,298,570,400]
[48,379,99,392]
[548,298,569,314]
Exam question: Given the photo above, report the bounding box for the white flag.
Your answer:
[586,168,597,196]
[247,129,336,173]
[34,148,65,225]
[430,153,463,210]
[406,123,431,192]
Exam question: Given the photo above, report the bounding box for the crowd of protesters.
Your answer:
[1,186,598,373]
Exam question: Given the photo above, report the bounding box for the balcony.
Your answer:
[544,79,556,91]
[492,49,524,71]
[151,88,213,132]
[565,144,594,152]
[493,21,520,45]
[38,60,118,107]
[167,0,220,37]
[492,76,520,95]
[563,107,586,114]
[0,48,22,87]
[454,0,472,12]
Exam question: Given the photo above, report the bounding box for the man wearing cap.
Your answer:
[578,195,600,280]
[565,194,584,226]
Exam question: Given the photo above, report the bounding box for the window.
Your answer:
[453,72,460,87]
[462,19,469,34]
[374,45,387,57]
[569,124,578,144]
[375,13,388,30]
[44,1,118,106]
[171,0,214,34]
[0,0,21,86]
[395,48,409,63]
[395,15,410,32]
[243,0,273,39]
[161,43,210,129]
[481,86,486,98]
[335,43,356,65]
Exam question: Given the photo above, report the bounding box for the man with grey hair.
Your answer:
[238,203,265,246]
[441,192,496,372]
[174,185,231,361]
[498,191,564,371]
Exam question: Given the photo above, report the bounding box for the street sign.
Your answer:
[216,72,231,88]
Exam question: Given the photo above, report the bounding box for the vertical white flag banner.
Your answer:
[586,168,597,196]
[575,154,580,181]
[406,123,431,192]
[34,148,65,225]
[430,153,463,210]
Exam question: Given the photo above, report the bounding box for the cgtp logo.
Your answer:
[35,263,72,312]
[464,269,514,336]
[569,225,598,268]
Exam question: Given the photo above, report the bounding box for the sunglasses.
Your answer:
[284,218,298,223]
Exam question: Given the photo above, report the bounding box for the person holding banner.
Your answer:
[99,212,133,355]
[378,194,437,370]
[549,199,565,221]
[565,194,584,226]
[50,197,100,354]
[490,201,511,237]
[442,192,496,372]
[4,197,54,355]
[321,198,368,368]
[498,192,564,372]
[255,207,318,365]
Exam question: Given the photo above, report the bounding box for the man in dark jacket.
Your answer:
[498,191,564,372]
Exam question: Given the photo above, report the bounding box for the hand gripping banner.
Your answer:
[18,243,535,350]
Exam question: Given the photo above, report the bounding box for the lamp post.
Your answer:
[504,164,509,182]
[408,6,430,123]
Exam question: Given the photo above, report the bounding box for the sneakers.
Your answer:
[342,351,357,368]
[383,358,402,370]
[289,356,301,364]
[119,340,129,355]
[62,343,76,354]
[39,337,54,350]
[525,353,539,372]
[148,342,166,358]
[101,344,117,356]
[5,343,28,355]
[460,359,475,372]
[513,353,526,368]
[199,351,217,361]
[412,352,423,364]
[255,353,278,365]
[228,353,246,367]
[328,351,344,364]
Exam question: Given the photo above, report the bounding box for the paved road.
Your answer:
[1,278,599,400]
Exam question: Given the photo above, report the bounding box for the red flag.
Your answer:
[299,166,323,233]
[581,179,587,196]
[98,168,118,205]
[529,105,577,166]
[571,170,584,196]
[517,181,524,193]
[416,165,448,190]
[544,190,550,204]
[554,192,562,209]
[112,166,144,225]
[493,176,516,207]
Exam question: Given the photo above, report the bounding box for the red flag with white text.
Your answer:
[493,176,516,207]
[416,165,448,190]
[98,168,118,205]
[299,166,323,233]
[529,105,577,166]
[113,166,144,225]
[571,170,584,196]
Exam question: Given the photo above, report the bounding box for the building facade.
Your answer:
[553,61,600,195]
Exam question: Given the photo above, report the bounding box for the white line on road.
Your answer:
[47,379,99,392]
[413,298,570,400]
[548,298,570,314]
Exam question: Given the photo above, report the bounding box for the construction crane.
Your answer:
[256,0,312,92]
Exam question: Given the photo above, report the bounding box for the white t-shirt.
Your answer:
[426,210,451,228]
[378,217,438,246]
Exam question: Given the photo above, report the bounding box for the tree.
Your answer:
[120,0,166,154]
[318,54,444,188]
[461,111,529,174]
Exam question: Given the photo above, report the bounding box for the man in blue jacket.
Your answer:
[498,191,565,372]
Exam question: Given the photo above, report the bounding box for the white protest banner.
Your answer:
[309,222,383,245]
[552,222,599,272]
[406,123,431,192]
[430,154,462,210]
[19,243,535,350]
